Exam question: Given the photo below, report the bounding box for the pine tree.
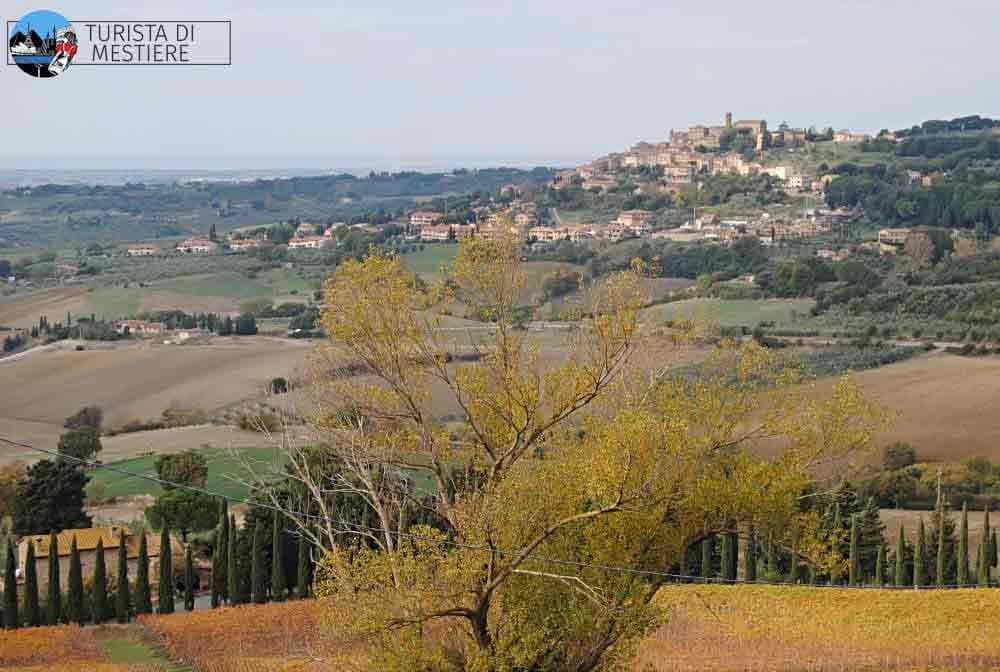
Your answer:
[875,544,884,587]
[46,531,61,625]
[914,518,926,588]
[296,535,310,599]
[849,516,860,586]
[227,515,240,604]
[158,525,174,614]
[92,539,108,624]
[958,502,970,586]
[744,528,757,582]
[271,514,286,601]
[700,535,714,580]
[251,520,267,603]
[24,542,39,627]
[67,536,84,625]
[4,539,18,629]
[116,532,130,623]
[894,526,906,587]
[135,533,152,615]
[184,546,195,612]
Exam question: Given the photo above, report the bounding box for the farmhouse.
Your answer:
[420,224,453,242]
[114,320,165,337]
[16,526,180,591]
[878,227,912,254]
[228,238,260,252]
[410,210,443,229]
[126,244,159,257]
[176,238,219,254]
[287,236,327,250]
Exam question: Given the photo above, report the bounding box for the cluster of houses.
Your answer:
[651,208,853,247]
[553,113,876,198]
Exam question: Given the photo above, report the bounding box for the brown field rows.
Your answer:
[0,287,91,328]
[0,337,312,458]
[821,352,1000,463]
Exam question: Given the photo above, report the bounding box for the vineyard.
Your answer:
[0,624,131,671]
[640,584,1000,671]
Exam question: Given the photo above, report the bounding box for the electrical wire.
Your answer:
[0,435,991,591]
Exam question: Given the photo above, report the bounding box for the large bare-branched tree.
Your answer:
[242,231,887,671]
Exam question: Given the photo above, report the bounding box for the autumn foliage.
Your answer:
[0,624,119,669]
[641,584,1000,671]
[141,600,333,672]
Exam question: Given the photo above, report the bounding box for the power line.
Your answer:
[0,435,990,591]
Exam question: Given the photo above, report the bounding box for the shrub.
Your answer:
[884,441,917,471]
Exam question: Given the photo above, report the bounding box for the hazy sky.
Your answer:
[4,0,1000,170]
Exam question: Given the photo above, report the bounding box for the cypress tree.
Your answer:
[991,529,998,571]
[728,532,739,581]
[830,503,843,585]
[135,533,152,615]
[296,535,310,599]
[271,515,286,601]
[936,506,947,588]
[115,532,130,623]
[220,503,229,602]
[92,538,108,624]
[678,543,689,581]
[700,535,714,580]
[720,532,733,583]
[914,518,926,588]
[227,515,239,604]
[67,536,84,625]
[252,520,267,603]
[807,564,817,585]
[977,532,989,586]
[894,526,906,587]
[766,535,777,581]
[158,525,174,614]
[24,542,39,627]
[958,502,969,586]
[46,531,60,625]
[212,503,229,607]
[184,546,195,612]
[875,544,884,587]
[4,539,18,629]
[744,528,757,582]
[848,516,860,586]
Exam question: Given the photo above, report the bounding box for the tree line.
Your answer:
[0,502,314,629]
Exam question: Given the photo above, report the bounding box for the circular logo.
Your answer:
[9,9,77,78]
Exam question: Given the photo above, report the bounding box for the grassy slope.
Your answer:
[643,298,816,328]
[402,244,459,275]
[88,444,283,500]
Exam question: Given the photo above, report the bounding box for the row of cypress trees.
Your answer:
[681,504,999,588]
[1,503,314,630]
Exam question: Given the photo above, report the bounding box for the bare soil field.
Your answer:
[0,287,90,328]
[0,337,312,458]
[825,352,1000,463]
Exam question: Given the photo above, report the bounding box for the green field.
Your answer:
[643,298,816,328]
[152,272,273,299]
[85,286,144,319]
[402,244,458,274]
[88,445,284,501]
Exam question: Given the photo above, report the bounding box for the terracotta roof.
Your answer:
[19,527,168,560]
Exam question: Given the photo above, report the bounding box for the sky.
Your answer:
[11,9,70,38]
[3,0,1000,171]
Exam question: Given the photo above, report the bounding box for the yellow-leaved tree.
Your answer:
[255,230,887,671]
